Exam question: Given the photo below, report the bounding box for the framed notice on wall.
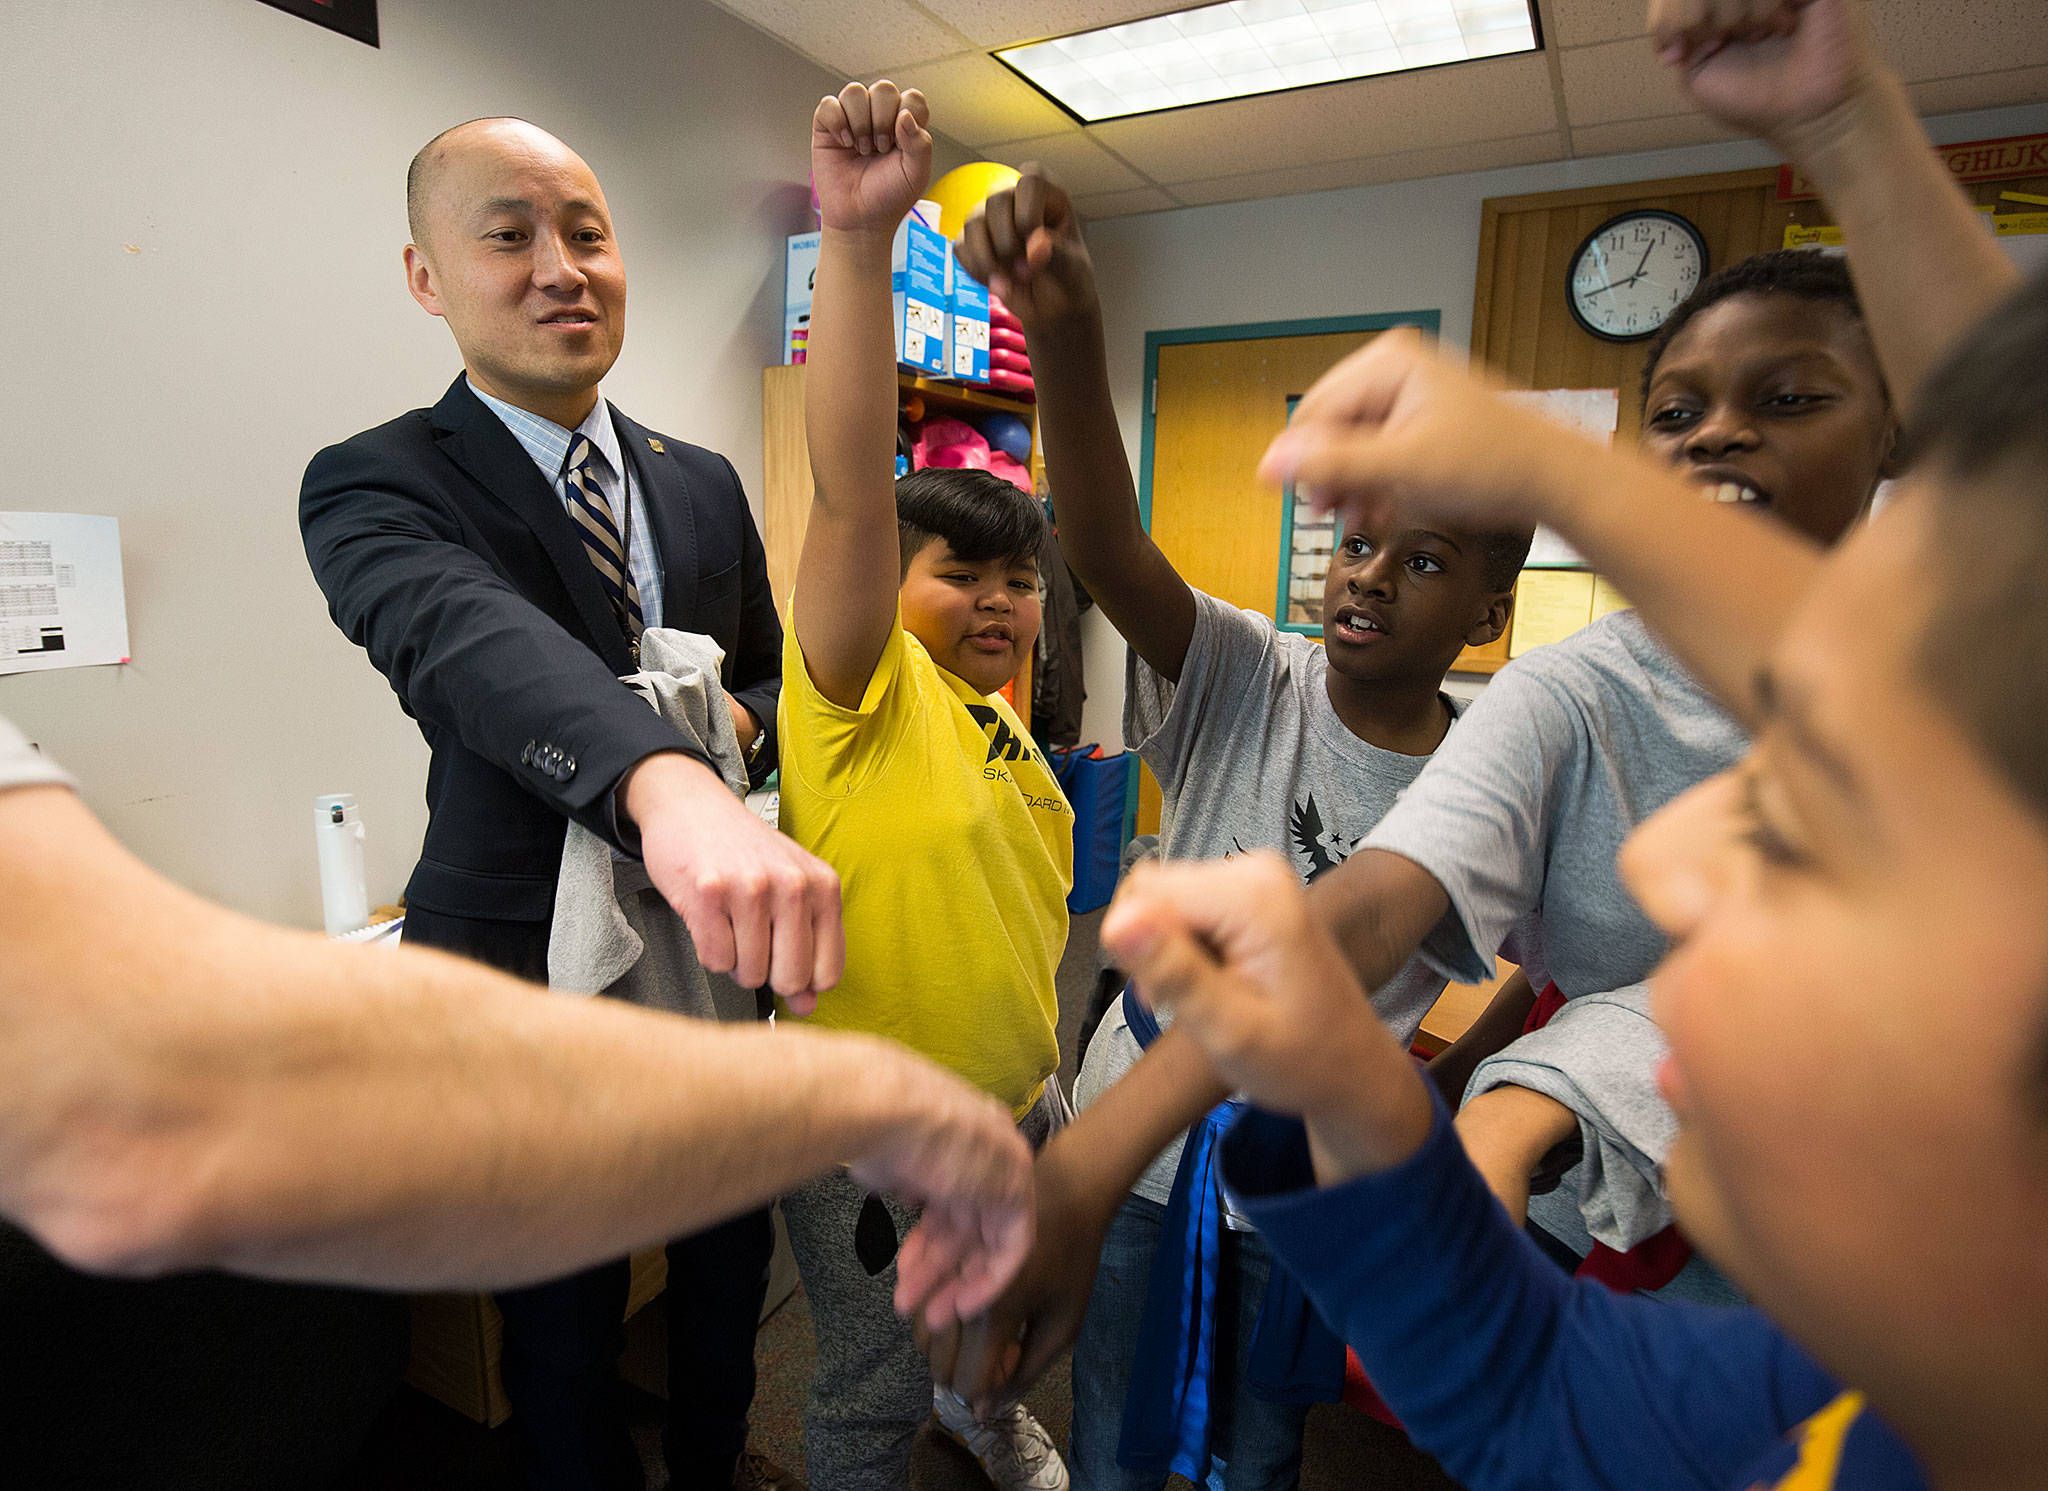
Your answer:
[1274,396,1336,634]
[257,0,378,47]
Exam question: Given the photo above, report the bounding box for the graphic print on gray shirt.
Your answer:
[1073,591,1457,1211]
[0,714,73,795]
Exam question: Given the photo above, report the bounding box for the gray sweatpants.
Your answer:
[782,1079,1070,1491]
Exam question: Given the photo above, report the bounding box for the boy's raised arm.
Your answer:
[1655,0,2018,412]
[956,171,1201,683]
[795,82,934,709]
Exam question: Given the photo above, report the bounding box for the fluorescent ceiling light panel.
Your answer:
[996,0,1537,122]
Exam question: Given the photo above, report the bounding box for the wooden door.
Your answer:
[1136,328,1380,836]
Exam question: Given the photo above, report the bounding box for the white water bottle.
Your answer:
[315,793,370,937]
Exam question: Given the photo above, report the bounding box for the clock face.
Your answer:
[1567,210,1708,342]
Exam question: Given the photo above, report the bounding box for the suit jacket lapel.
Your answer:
[613,404,697,632]
[429,377,636,672]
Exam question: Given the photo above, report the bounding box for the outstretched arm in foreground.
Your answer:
[1263,330,1818,727]
[0,783,1031,1301]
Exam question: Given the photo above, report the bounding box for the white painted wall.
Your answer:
[0,0,964,926]
[1072,99,2048,750]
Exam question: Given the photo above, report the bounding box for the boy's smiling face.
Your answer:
[1641,292,1893,546]
[900,539,1042,696]
[1621,482,2048,1445]
[1318,521,1511,687]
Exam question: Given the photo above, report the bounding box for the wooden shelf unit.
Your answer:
[898,373,1035,421]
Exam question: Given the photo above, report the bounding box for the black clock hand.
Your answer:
[1629,238,1655,284]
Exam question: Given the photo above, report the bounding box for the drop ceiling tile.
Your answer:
[1073,184,1184,218]
[984,132,1151,193]
[1871,0,2048,84]
[1088,51,1558,183]
[1542,0,1649,49]
[915,0,1181,50]
[1557,33,1694,126]
[1170,129,1567,204]
[1569,111,1743,157]
[1908,63,2048,117]
[890,52,1084,145]
[705,0,971,73]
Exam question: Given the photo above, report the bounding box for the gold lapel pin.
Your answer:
[647,437,666,454]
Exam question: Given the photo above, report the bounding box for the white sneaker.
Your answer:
[932,1385,1070,1491]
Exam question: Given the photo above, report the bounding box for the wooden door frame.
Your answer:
[1124,309,1441,842]
[1136,310,1441,527]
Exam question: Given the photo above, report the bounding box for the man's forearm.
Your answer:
[0,789,925,1288]
[15,922,939,1289]
[1779,72,2019,411]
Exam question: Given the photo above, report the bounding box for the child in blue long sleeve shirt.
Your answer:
[1092,255,2048,1491]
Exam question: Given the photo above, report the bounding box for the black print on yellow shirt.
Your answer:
[966,704,1034,766]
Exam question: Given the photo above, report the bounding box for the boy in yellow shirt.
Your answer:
[775,80,1074,1491]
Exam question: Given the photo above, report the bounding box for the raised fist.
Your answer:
[955,167,1099,329]
[812,80,934,235]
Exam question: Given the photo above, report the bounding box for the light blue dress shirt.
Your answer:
[469,379,664,629]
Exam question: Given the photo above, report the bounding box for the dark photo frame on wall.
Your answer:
[258,0,378,47]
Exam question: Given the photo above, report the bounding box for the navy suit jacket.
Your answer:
[301,375,781,930]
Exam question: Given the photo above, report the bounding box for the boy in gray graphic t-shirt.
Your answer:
[951,169,1534,1491]
[1072,590,1475,1198]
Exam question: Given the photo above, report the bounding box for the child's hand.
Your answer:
[811,81,933,236]
[1258,327,1595,538]
[1650,0,1882,146]
[955,168,1099,329]
[1103,854,1431,1182]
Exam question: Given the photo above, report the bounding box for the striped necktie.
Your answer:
[563,435,645,648]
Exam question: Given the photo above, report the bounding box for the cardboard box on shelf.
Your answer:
[948,254,991,385]
[892,203,949,377]
[782,231,819,365]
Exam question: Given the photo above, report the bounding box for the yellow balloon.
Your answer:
[927,162,1022,239]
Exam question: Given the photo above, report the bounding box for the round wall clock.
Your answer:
[1566,209,1709,342]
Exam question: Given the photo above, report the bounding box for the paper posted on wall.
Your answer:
[0,513,130,676]
[1501,389,1622,569]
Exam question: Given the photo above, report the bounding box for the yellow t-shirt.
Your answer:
[778,612,1073,1113]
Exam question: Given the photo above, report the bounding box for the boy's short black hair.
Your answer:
[1898,265,2048,827]
[895,467,1046,575]
[1477,527,1536,593]
[1640,250,1870,406]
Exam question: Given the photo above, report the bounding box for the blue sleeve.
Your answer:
[1222,1092,1842,1491]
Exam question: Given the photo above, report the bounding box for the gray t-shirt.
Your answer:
[1074,591,1456,1210]
[0,715,74,794]
[1364,610,1746,1276]
[1364,609,1746,999]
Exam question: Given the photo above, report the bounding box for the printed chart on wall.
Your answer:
[1501,389,1620,569]
[0,513,130,676]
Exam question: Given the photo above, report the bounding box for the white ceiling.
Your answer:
[706,0,2048,218]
